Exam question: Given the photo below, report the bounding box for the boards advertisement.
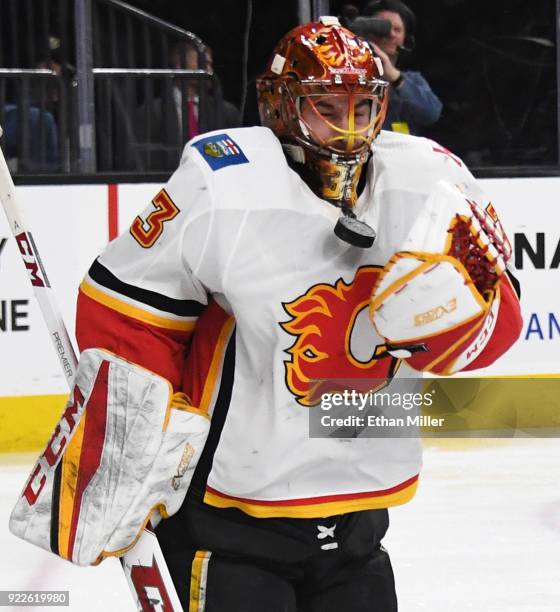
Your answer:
[0,177,558,449]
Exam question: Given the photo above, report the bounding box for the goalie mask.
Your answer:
[257,16,388,208]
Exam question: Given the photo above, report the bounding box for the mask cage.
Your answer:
[283,78,388,159]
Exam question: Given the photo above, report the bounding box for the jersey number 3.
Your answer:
[130,189,180,248]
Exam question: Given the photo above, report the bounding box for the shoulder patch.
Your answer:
[192,133,249,171]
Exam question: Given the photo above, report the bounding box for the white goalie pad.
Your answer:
[9,348,210,566]
[369,180,506,344]
[370,252,488,342]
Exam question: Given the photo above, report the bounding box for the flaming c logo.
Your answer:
[311,26,370,69]
[280,266,401,406]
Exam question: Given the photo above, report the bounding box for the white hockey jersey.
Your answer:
[76,127,521,518]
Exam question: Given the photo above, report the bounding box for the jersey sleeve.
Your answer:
[76,148,212,391]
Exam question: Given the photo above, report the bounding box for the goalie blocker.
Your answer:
[370,181,522,375]
[9,348,210,567]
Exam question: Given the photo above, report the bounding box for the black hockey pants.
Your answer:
[156,496,398,611]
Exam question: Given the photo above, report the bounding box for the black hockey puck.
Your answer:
[334,215,376,248]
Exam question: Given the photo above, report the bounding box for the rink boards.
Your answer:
[0,177,559,451]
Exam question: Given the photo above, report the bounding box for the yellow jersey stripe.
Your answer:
[204,479,418,519]
[199,317,236,415]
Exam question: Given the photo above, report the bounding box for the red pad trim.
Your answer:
[461,274,522,371]
[67,360,110,559]
[403,312,486,372]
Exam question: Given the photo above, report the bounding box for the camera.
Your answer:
[339,5,391,38]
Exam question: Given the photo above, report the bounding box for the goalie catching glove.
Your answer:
[370,180,512,374]
[9,348,209,566]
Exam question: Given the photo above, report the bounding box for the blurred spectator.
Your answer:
[35,55,69,122]
[169,43,241,138]
[3,103,59,172]
[363,0,442,135]
[135,40,241,171]
[2,60,62,173]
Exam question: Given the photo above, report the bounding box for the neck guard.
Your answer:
[283,144,368,208]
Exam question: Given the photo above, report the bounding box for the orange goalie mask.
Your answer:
[257,17,388,162]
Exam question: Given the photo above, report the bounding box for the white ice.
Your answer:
[386,439,560,612]
[1,439,559,611]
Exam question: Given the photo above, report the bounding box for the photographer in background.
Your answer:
[355,0,442,135]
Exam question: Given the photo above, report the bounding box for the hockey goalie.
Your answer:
[10,16,522,612]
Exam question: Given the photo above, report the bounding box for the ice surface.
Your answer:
[385,439,560,612]
[1,440,559,611]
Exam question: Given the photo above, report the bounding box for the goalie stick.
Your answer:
[0,127,184,612]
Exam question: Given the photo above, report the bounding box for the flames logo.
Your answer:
[280,267,401,406]
[314,39,345,67]
[306,25,371,70]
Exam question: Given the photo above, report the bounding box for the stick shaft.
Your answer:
[0,153,78,383]
[0,139,183,612]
